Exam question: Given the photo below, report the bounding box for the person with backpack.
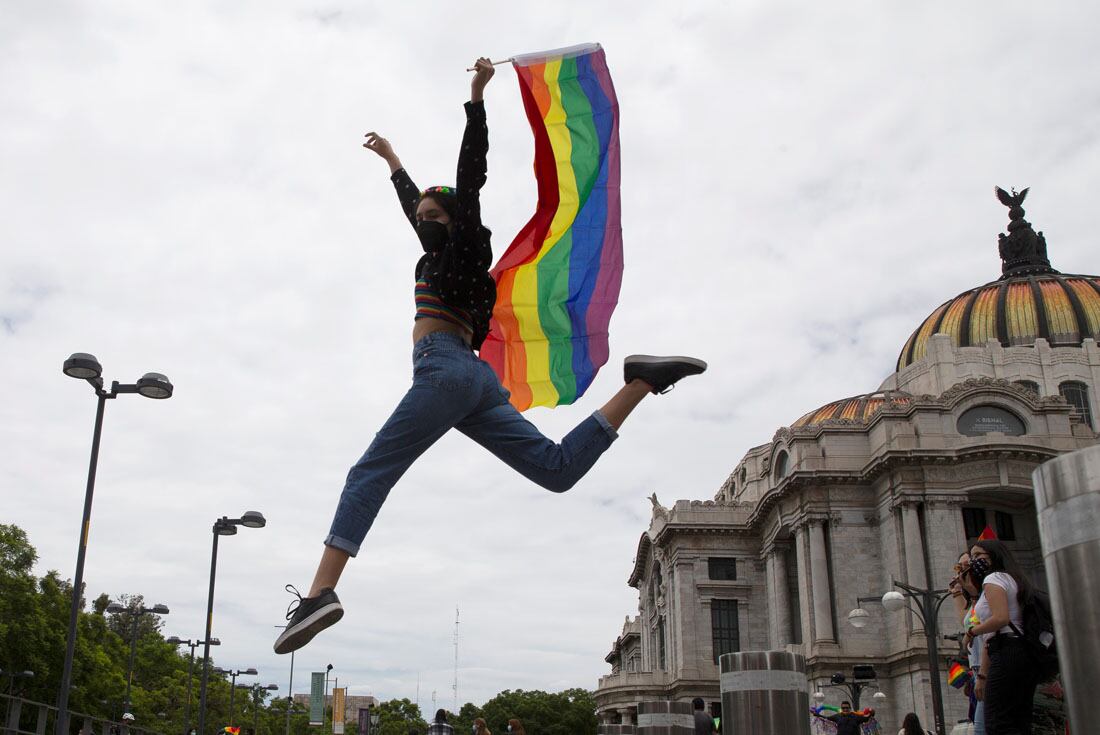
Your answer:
[964,539,1039,734]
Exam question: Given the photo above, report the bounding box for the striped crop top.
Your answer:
[415,277,474,334]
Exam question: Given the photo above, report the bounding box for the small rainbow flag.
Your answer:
[481,43,622,410]
[948,662,970,689]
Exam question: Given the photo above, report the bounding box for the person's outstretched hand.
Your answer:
[363,131,402,174]
[470,57,494,102]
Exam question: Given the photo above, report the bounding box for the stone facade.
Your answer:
[595,210,1099,734]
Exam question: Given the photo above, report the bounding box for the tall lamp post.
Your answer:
[105,601,170,716]
[272,626,295,735]
[196,512,266,735]
[847,582,952,735]
[166,637,220,735]
[57,353,173,735]
[213,669,258,727]
[244,684,278,735]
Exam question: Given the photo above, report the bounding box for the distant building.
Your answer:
[291,693,378,725]
[595,190,1098,733]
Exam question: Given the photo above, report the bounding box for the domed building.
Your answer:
[594,190,1098,733]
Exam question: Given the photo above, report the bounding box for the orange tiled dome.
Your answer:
[897,273,1100,371]
[792,391,912,428]
[897,188,1100,371]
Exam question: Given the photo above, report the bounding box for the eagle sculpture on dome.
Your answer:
[995,186,1029,208]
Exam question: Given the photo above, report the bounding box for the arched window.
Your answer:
[773,451,789,481]
[738,465,747,486]
[1059,381,1094,428]
[1013,380,1040,396]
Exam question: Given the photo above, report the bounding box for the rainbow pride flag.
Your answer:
[481,43,622,411]
[948,661,970,689]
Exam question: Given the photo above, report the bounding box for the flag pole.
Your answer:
[466,58,512,71]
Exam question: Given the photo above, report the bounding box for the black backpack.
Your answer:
[1009,588,1059,683]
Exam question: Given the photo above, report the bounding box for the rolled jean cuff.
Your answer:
[591,410,619,441]
[324,533,360,558]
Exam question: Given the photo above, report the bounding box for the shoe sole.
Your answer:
[624,355,708,371]
[273,603,344,654]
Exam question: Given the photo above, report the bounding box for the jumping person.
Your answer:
[274,57,706,655]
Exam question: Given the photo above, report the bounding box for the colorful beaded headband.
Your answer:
[422,185,455,196]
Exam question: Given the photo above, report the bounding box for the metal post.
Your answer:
[284,651,294,735]
[894,581,950,735]
[184,643,196,735]
[229,674,238,728]
[252,688,259,735]
[1033,445,1100,733]
[124,613,140,714]
[721,651,809,735]
[196,531,220,735]
[56,393,108,735]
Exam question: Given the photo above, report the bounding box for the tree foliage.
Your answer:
[3,525,599,735]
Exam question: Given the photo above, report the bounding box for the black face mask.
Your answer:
[969,556,993,584]
[417,220,450,253]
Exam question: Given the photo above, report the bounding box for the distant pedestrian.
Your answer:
[472,718,491,735]
[693,698,716,734]
[812,701,873,735]
[898,711,933,735]
[505,719,526,735]
[426,709,454,735]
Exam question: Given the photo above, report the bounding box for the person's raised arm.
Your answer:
[364,131,419,229]
[455,58,493,229]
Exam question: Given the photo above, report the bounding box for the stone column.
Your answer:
[901,503,928,588]
[766,546,792,648]
[808,520,835,642]
[793,523,813,650]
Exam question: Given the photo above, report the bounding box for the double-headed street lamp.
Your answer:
[105,601,171,716]
[166,637,220,735]
[241,683,278,735]
[213,668,258,727]
[57,353,173,735]
[811,666,887,710]
[196,512,266,735]
[847,581,952,735]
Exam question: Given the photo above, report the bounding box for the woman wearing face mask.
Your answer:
[273,57,707,656]
[964,539,1038,734]
[505,720,525,735]
[471,718,490,735]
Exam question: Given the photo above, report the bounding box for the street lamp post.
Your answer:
[247,685,278,735]
[847,582,952,735]
[57,353,173,735]
[196,512,266,735]
[815,667,886,710]
[106,602,170,716]
[272,627,294,735]
[322,666,333,735]
[214,669,258,727]
[166,637,219,735]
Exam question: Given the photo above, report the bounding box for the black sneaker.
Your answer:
[624,355,707,394]
[273,584,344,654]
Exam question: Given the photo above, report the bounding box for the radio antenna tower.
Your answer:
[453,606,460,714]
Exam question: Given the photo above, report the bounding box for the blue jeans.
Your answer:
[325,332,618,556]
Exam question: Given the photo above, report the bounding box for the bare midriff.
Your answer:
[413,316,473,347]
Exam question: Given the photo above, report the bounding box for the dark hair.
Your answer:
[433,709,447,723]
[692,697,705,710]
[972,539,1032,605]
[419,189,459,220]
[901,712,923,735]
[840,701,851,707]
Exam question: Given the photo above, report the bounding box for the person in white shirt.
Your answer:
[964,539,1038,735]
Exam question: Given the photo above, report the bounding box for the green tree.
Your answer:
[373,698,426,735]
[479,688,597,735]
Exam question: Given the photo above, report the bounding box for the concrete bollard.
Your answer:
[720,650,810,735]
[1032,444,1100,733]
[635,701,693,734]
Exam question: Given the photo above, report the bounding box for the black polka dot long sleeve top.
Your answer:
[391,100,497,350]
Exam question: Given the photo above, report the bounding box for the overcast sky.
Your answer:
[3,0,1098,711]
